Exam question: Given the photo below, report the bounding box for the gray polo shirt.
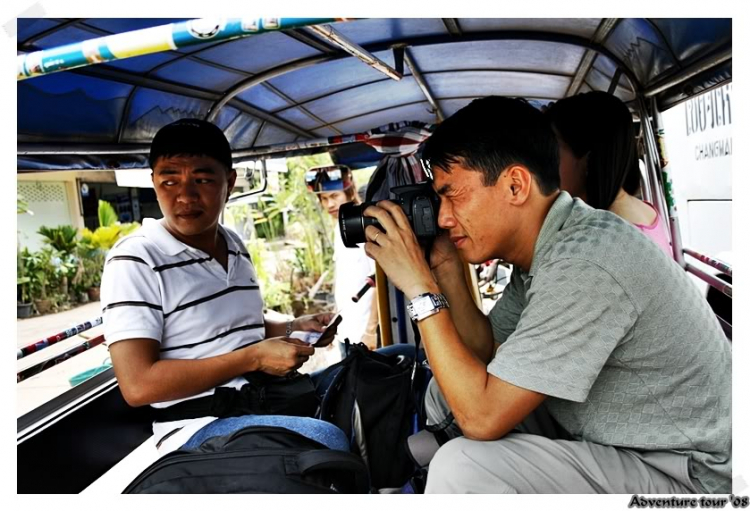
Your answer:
[487,192,731,494]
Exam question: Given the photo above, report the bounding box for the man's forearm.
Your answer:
[264,317,286,338]
[417,309,492,426]
[416,310,545,440]
[434,265,495,363]
[118,347,258,407]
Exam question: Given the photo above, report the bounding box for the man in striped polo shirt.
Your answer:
[101,119,335,454]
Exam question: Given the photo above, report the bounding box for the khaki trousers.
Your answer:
[424,379,703,494]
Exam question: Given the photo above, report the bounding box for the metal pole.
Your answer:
[233,132,372,159]
[307,24,402,81]
[638,97,684,266]
[643,47,732,98]
[607,67,624,95]
[683,248,732,277]
[651,96,687,267]
[18,144,150,155]
[637,121,654,205]
[566,18,622,97]
[17,335,107,383]
[715,315,732,341]
[226,160,268,204]
[17,317,103,360]
[403,47,445,122]
[637,101,661,215]
[18,18,348,81]
[19,132,371,158]
[17,133,370,160]
[205,54,334,124]
[375,264,393,347]
[686,264,732,299]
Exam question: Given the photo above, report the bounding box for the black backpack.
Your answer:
[123,426,369,494]
[316,343,419,490]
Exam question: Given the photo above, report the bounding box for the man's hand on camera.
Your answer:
[429,232,463,276]
[363,200,440,300]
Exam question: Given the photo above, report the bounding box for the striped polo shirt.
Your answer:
[101,218,265,451]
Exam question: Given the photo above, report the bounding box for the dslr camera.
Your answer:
[338,182,440,248]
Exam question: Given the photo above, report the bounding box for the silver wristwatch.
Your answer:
[407,292,449,322]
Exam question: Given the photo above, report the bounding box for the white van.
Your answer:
[661,83,732,323]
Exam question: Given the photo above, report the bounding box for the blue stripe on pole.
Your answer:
[19,18,344,81]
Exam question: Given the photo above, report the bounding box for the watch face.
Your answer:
[412,296,435,315]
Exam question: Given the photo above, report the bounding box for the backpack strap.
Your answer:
[406,429,441,468]
[424,411,455,436]
[293,450,369,477]
[314,347,357,396]
[153,372,318,422]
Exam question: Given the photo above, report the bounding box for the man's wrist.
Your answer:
[407,291,449,322]
[404,281,441,301]
[242,343,261,372]
[431,258,464,282]
[285,319,295,336]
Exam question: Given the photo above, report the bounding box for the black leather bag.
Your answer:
[151,371,319,423]
[316,343,417,490]
[241,371,319,417]
[123,426,369,494]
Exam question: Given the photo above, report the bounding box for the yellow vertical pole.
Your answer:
[375,263,393,346]
[463,262,482,308]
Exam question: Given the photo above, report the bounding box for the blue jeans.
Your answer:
[183,415,350,451]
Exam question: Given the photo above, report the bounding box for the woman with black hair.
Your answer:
[546,91,672,257]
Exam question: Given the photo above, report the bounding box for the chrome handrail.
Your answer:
[685,264,732,299]
[683,248,732,277]
[17,334,107,383]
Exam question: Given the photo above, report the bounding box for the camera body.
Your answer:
[338,182,440,248]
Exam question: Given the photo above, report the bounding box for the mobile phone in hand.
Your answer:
[289,313,342,346]
[316,313,342,345]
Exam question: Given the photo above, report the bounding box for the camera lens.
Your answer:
[339,202,380,247]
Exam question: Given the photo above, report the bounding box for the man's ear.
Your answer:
[505,165,532,204]
[226,169,237,201]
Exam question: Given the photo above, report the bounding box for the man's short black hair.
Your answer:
[149,118,233,171]
[422,96,560,195]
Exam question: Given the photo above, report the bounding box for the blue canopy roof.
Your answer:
[17,18,731,171]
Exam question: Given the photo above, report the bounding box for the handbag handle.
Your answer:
[291,450,370,491]
[294,450,368,475]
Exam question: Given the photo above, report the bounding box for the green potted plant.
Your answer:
[81,255,104,302]
[37,225,79,254]
[23,248,53,315]
[22,247,74,315]
[38,225,79,306]
[17,276,32,318]
[71,273,90,304]
[17,194,34,318]
[77,200,139,302]
[49,251,77,311]
[17,237,33,318]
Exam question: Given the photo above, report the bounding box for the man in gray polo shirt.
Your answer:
[363,97,731,493]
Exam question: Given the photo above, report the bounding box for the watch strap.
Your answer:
[407,292,449,322]
[285,319,294,337]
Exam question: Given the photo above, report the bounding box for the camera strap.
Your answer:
[408,279,456,437]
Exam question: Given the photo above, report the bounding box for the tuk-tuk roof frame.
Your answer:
[17,18,731,171]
